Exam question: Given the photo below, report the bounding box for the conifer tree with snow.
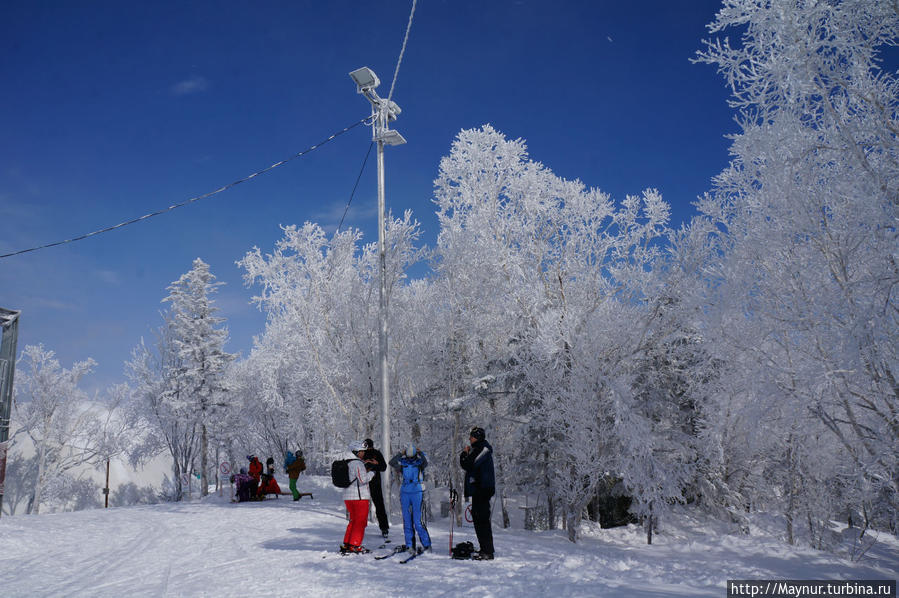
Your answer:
[129,259,234,500]
[162,258,235,497]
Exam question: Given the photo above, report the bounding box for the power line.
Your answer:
[0,118,368,260]
[387,0,417,102]
[336,142,374,234]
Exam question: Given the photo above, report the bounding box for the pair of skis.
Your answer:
[374,545,425,563]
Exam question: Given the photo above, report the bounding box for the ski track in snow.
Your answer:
[0,476,896,597]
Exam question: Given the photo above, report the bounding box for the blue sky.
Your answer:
[0,1,735,392]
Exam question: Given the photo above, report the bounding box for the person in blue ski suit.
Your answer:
[389,443,432,553]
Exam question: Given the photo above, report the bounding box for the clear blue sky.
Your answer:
[0,1,735,392]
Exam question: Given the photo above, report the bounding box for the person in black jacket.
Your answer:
[460,426,495,560]
[362,438,390,540]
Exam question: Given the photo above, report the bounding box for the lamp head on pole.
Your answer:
[349,66,380,94]
[378,129,407,146]
[349,66,403,135]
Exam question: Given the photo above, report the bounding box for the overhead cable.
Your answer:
[0,117,368,259]
[387,0,417,101]
[336,142,375,234]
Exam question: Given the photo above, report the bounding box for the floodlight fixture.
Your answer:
[349,66,380,92]
[378,129,407,146]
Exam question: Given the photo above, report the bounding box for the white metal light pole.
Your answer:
[349,67,405,518]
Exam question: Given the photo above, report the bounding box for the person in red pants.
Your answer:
[341,440,375,554]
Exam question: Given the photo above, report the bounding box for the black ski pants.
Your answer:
[471,489,495,555]
[370,474,389,534]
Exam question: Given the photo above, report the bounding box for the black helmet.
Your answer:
[469,427,485,442]
[363,438,374,449]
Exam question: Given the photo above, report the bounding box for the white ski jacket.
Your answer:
[342,453,375,501]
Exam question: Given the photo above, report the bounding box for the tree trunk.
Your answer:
[173,459,183,502]
[201,423,209,497]
[566,506,579,542]
[501,488,511,529]
[547,494,555,530]
[29,439,47,515]
[786,433,797,545]
[214,446,220,494]
[806,509,819,550]
[490,434,510,529]
[544,449,554,529]
[451,410,462,527]
[786,509,794,546]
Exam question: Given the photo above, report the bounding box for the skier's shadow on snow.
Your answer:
[259,528,325,552]
[260,538,308,551]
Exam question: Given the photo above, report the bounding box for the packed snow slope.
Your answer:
[1,475,895,597]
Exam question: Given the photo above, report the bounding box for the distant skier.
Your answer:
[389,442,432,554]
[362,438,389,540]
[460,426,495,560]
[284,449,307,501]
[340,440,375,554]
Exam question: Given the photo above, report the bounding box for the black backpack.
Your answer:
[331,459,354,488]
[451,541,476,560]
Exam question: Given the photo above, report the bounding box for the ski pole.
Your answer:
[448,486,457,556]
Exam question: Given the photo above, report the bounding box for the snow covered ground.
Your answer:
[1,475,895,597]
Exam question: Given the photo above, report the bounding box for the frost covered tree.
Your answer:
[226,126,684,541]
[432,125,680,541]
[128,325,195,501]
[11,344,97,514]
[0,450,36,515]
[238,215,425,464]
[226,330,313,464]
[688,0,899,536]
[240,225,370,448]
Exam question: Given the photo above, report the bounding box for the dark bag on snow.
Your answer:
[451,541,476,559]
[331,459,353,488]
